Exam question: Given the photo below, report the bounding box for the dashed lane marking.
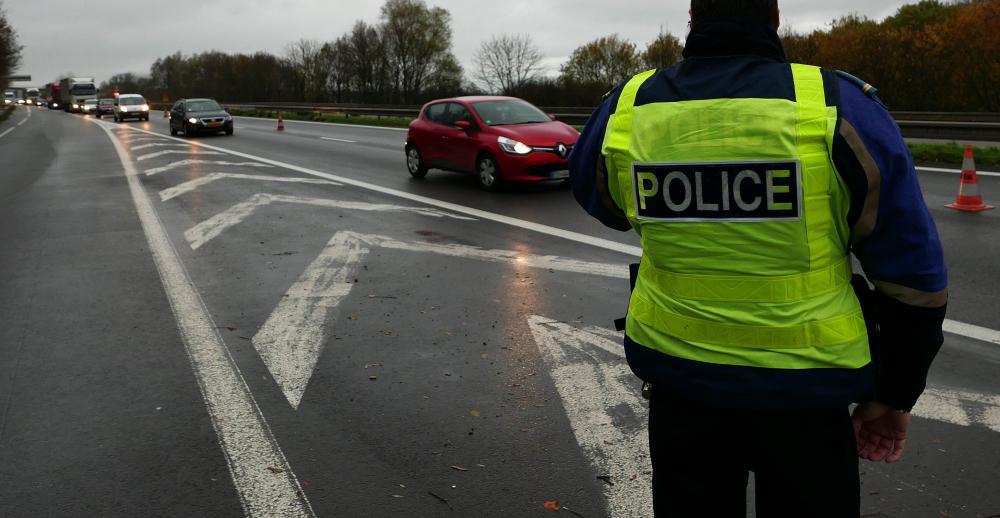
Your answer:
[137,149,225,161]
[132,142,193,151]
[183,194,477,250]
[145,160,274,176]
[98,122,316,517]
[159,173,341,202]
[320,137,358,144]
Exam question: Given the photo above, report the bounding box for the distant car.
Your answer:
[3,91,13,105]
[405,96,579,190]
[82,99,98,114]
[95,98,115,118]
[168,98,234,137]
[114,94,150,122]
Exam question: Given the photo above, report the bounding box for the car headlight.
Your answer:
[141,104,149,111]
[73,104,79,109]
[188,117,198,124]
[498,136,532,155]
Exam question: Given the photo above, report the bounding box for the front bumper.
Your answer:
[495,151,571,182]
[117,109,150,118]
[188,120,234,132]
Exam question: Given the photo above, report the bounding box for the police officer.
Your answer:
[569,1,948,515]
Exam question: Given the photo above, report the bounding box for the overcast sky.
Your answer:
[6,0,913,88]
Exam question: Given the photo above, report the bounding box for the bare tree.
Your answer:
[473,34,544,95]
[285,39,326,102]
[380,0,454,103]
[347,20,390,103]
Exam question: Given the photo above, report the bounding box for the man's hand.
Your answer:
[852,402,911,463]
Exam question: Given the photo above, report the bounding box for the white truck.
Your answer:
[59,77,98,113]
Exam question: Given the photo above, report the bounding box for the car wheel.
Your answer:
[96,113,101,119]
[406,145,428,179]
[185,125,196,138]
[225,128,234,136]
[170,125,178,136]
[477,154,501,191]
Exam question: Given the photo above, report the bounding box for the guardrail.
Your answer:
[151,102,999,141]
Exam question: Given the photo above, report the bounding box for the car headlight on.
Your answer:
[188,117,198,124]
[498,136,532,155]
[141,104,149,112]
[73,104,79,109]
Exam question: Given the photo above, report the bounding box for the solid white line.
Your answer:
[98,124,315,517]
[137,149,224,161]
[116,126,644,257]
[254,232,369,409]
[0,127,13,139]
[234,115,407,132]
[132,142,192,151]
[917,166,1000,177]
[528,316,652,517]
[159,173,341,202]
[145,160,274,176]
[184,193,476,250]
[111,126,1000,349]
[320,137,358,143]
[944,319,1000,345]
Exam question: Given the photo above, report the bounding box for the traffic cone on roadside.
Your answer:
[946,145,994,212]
[163,106,168,118]
[277,112,285,132]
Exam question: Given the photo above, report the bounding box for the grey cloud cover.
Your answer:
[7,0,913,88]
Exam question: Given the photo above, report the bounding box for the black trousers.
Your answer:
[649,390,860,517]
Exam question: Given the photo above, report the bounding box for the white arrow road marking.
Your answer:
[145,160,274,176]
[159,173,342,202]
[137,149,224,161]
[184,194,477,250]
[254,233,370,409]
[132,142,192,151]
[255,231,627,408]
[527,316,652,518]
[98,123,315,517]
[525,317,1000,518]
[944,319,1000,346]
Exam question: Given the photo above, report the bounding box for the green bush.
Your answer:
[908,143,1000,169]
[228,108,412,129]
[0,104,14,124]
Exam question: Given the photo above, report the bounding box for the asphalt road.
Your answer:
[0,106,998,517]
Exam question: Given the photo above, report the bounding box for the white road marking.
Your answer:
[159,173,342,202]
[918,166,1000,177]
[944,319,1000,346]
[320,137,358,143]
[526,317,1000,517]
[527,316,652,518]
[184,194,477,250]
[255,231,627,408]
[132,142,192,151]
[145,160,274,176]
[125,137,174,144]
[117,126,644,256]
[254,233,370,409]
[16,106,31,125]
[137,149,224,161]
[0,127,13,139]
[97,123,316,517]
[113,126,1000,349]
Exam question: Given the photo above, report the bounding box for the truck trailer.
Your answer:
[59,77,97,113]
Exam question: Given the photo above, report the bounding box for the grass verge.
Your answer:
[228,108,411,129]
[908,142,1000,169]
[0,105,15,125]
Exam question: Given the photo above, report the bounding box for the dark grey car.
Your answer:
[169,98,234,137]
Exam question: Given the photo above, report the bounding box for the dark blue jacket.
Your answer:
[569,19,947,412]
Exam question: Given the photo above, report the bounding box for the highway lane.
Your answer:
[1,108,999,517]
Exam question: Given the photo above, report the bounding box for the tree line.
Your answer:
[0,1,22,91]
[97,0,996,111]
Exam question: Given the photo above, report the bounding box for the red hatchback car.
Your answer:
[405,96,580,190]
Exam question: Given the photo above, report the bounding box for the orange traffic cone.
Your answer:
[946,145,994,212]
[163,106,168,118]
[277,112,285,132]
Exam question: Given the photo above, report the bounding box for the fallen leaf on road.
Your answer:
[267,467,284,474]
[544,500,560,511]
[450,465,468,472]
[596,475,614,486]
[470,410,480,417]
[369,375,378,381]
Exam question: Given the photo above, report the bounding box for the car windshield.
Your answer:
[120,97,145,106]
[71,84,97,95]
[85,99,98,105]
[471,100,551,126]
[186,100,223,112]
[99,98,115,105]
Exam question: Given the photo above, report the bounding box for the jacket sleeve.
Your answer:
[831,75,949,412]
[568,90,632,232]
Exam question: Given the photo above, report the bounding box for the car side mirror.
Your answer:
[454,120,472,131]
[548,114,557,121]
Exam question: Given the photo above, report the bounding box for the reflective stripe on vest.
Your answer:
[603,64,869,369]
